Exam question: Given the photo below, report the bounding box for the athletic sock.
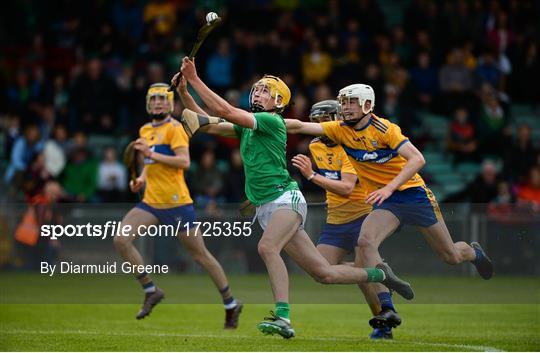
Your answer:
[220,285,237,309]
[471,246,483,264]
[365,268,385,282]
[377,291,396,312]
[275,302,290,322]
[137,271,156,293]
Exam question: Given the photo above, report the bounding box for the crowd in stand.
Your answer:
[1,0,539,211]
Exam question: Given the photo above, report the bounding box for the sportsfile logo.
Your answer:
[40,221,252,240]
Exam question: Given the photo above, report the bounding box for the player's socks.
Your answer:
[137,271,156,293]
[370,291,401,329]
[377,291,396,312]
[275,302,290,322]
[220,285,238,309]
[365,268,385,282]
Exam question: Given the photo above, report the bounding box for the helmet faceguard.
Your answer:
[309,100,340,123]
[146,83,174,120]
[249,75,291,113]
[337,84,375,126]
[309,100,340,146]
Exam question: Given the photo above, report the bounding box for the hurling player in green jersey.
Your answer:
[176,58,414,339]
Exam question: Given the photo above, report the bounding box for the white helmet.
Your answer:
[337,84,375,115]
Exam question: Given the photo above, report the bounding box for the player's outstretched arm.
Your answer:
[181,57,255,129]
[366,142,426,205]
[174,73,209,117]
[181,109,237,138]
[284,119,324,136]
[292,154,356,196]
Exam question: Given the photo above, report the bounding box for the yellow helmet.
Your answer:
[146,83,174,115]
[249,75,291,113]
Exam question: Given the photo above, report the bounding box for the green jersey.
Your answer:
[233,112,299,205]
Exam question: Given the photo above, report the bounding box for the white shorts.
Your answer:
[255,189,308,231]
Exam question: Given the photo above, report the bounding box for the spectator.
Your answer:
[190,150,224,207]
[112,0,144,44]
[446,160,499,203]
[61,141,98,202]
[3,114,21,159]
[516,167,540,210]
[511,41,539,105]
[333,36,362,89]
[487,11,514,55]
[302,39,332,85]
[447,107,478,164]
[493,180,515,205]
[5,69,42,117]
[66,131,89,156]
[4,123,48,184]
[22,153,51,199]
[313,84,333,103]
[487,180,516,221]
[143,0,177,38]
[224,149,245,203]
[361,63,385,105]
[439,47,474,114]
[70,58,117,133]
[97,146,127,202]
[206,40,234,94]
[475,50,502,90]
[52,75,70,124]
[409,52,438,110]
[503,124,538,183]
[166,37,186,75]
[477,85,510,155]
[15,180,65,270]
[392,26,412,66]
[381,84,400,118]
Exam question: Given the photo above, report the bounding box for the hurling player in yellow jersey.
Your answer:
[113,83,242,328]
[286,83,493,327]
[292,100,396,339]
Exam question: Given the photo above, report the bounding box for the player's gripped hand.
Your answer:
[366,186,394,206]
[129,177,145,193]
[180,57,197,81]
[134,138,151,157]
[173,73,188,95]
[292,154,314,179]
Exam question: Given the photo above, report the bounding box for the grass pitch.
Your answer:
[0,274,538,351]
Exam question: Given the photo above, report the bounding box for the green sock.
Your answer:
[365,268,385,282]
[275,302,290,320]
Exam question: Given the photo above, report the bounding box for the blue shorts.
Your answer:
[136,202,196,230]
[373,185,440,228]
[317,216,366,253]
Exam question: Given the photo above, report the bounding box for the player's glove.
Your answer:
[123,141,138,182]
[181,108,225,138]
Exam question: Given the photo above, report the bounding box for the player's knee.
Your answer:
[312,267,336,285]
[257,241,278,260]
[113,235,131,250]
[357,233,377,251]
[190,251,208,266]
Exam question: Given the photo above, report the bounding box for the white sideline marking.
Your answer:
[1,329,505,352]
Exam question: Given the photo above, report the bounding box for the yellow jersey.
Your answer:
[309,139,372,224]
[139,117,193,207]
[321,114,425,192]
